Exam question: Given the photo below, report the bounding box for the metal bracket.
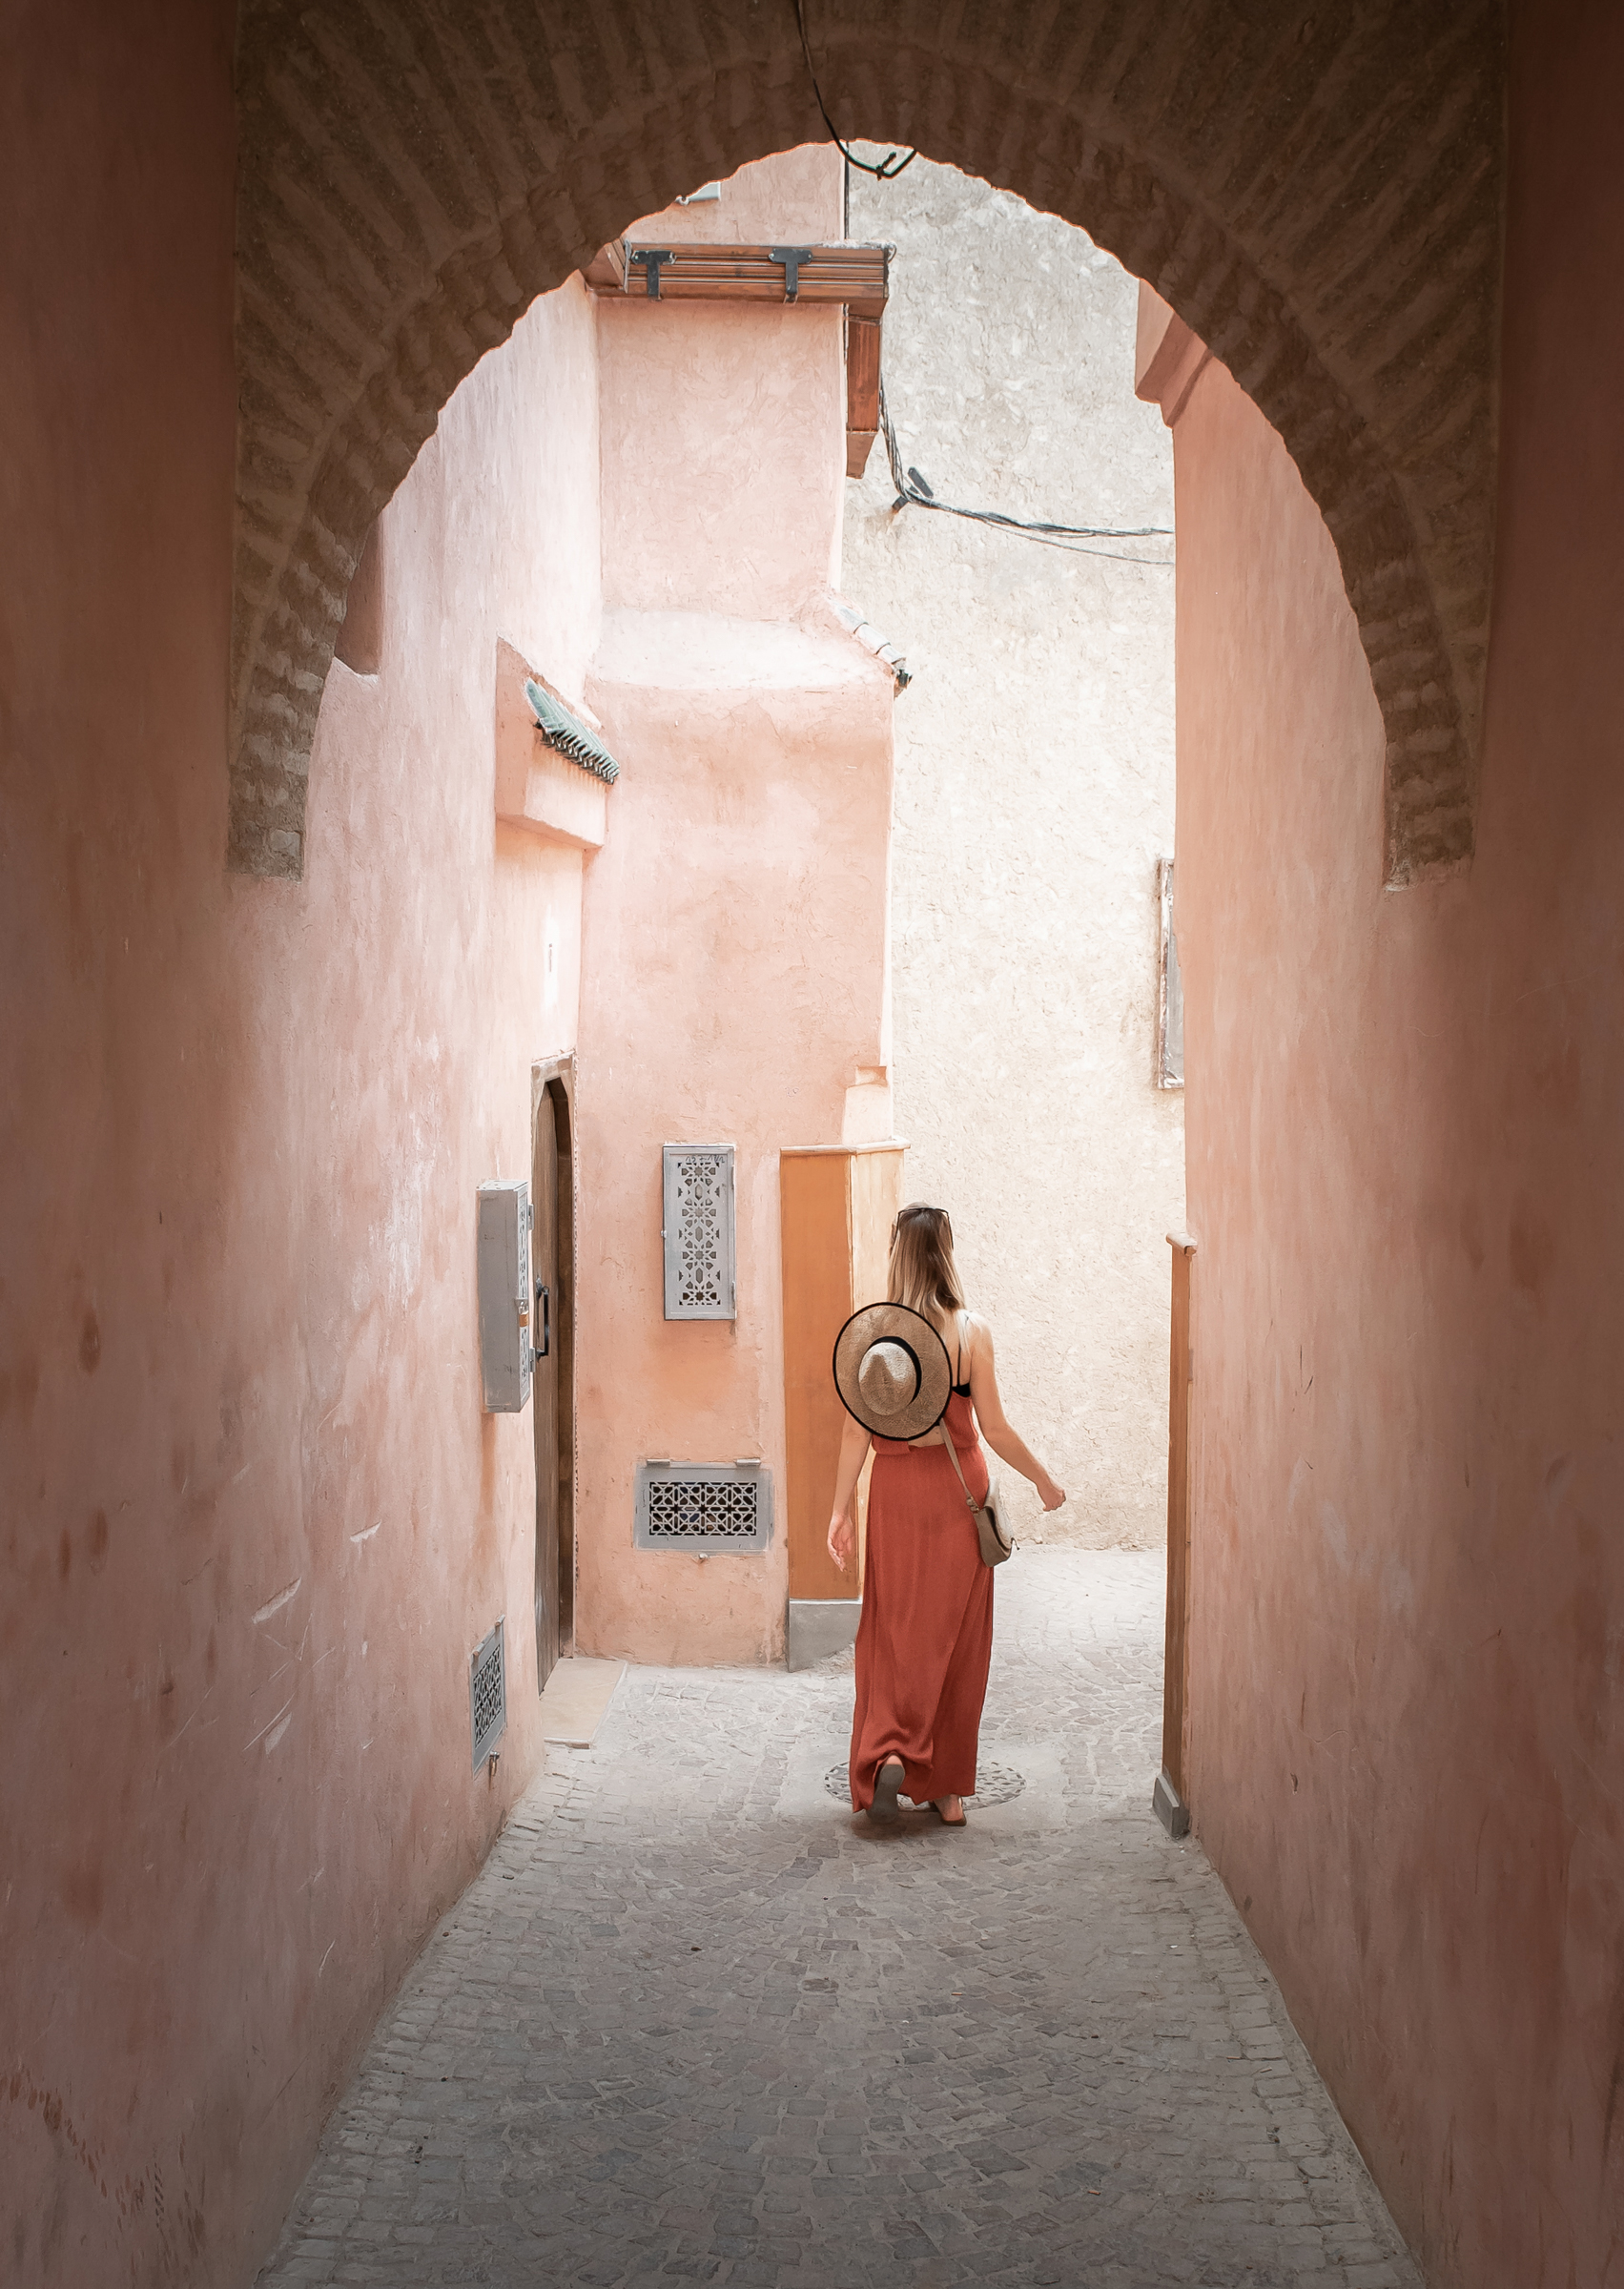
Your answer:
[635,249,674,299]
[770,246,813,302]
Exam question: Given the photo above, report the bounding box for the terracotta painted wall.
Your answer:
[1173,7,1624,2279]
[571,150,897,1664]
[3,102,886,2280]
[598,147,846,621]
[0,3,602,2275]
[576,622,894,1662]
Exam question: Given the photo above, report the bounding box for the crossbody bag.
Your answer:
[942,1423,1014,1568]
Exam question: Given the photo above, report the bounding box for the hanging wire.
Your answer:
[794,0,917,179]
[879,376,1175,567]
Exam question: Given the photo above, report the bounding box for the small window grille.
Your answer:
[661,1144,736,1320]
[469,1619,506,1767]
[634,1461,771,1553]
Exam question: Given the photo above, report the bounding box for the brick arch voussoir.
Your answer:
[231,0,1501,888]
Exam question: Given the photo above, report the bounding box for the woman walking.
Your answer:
[828,1203,1065,1825]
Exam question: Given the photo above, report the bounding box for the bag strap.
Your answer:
[940,1425,981,1516]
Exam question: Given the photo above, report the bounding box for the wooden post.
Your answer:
[778,1143,905,1665]
[1155,1231,1197,1837]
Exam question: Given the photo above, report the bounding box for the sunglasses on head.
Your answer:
[893,1206,953,1241]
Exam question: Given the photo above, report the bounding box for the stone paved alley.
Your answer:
[259,1554,1417,2288]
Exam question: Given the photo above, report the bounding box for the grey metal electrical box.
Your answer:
[477,1179,532,1412]
[661,1143,736,1320]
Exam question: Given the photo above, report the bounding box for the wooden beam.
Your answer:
[584,240,891,480]
[846,316,881,478]
[586,242,889,309]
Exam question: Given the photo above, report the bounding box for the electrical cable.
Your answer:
[798,9,1166,562]
[879,375,1175,567]
[795,0,917,179]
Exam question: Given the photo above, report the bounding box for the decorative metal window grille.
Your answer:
[661,1144,736,1320]
[469,1619,506,1768]
[634,1461,772,1553]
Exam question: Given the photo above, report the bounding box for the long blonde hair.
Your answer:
[887,1202,965,1339]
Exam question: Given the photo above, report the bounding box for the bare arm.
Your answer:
[826,1413,872,1575]
[967,1316,1065,1512]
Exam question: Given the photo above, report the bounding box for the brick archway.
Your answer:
[233,0,1501,886]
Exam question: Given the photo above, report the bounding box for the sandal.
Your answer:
[869,1759,905,1819]
[934,1797,967,1826]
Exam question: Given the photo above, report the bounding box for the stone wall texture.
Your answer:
[229,0,1503,887]
[842,158,1183,1550]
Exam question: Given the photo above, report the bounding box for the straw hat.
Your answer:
[832,1303,952,1442]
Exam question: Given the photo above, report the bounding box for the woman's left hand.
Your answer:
[827,1508,855,1574]
[1037,1473,1067,1513]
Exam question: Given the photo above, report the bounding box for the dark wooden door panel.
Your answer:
[532,1088,561,1688]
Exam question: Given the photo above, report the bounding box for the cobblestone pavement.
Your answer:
[259,1552,1419,2288]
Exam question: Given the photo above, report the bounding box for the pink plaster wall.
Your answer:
[1171,6,1624,2279]
[564,142,895,1666]
[2,94,883,2271]
[598,298,845,618]
[576,616,894,1662]
[597,147,846,622]
[0,7,602,2274]
[629,144,844,246]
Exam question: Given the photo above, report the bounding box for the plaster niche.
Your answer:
[493,640,610,854]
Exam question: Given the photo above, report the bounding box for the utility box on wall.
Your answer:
[662,1144,736,1320]
[477,1179,532,1412]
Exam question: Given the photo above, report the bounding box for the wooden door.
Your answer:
[781,1152,853,1604]
[1160,1233,1196,1821]
[545,1078,575,1655]
[779,1144,906,1605]
[531,1090,561,1688]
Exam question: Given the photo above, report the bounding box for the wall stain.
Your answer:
[1509,1204,1554,1296]
[4,2069,208,2279]
[1458,1196,1485,1271]
[1,1352,42,1424]
[1601,1952,1624,2165]
[60,1863,104,1926]
[78,1309,102,1374]
[63,831,93,984]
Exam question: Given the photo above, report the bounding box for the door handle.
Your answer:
[534,1281,550,1359]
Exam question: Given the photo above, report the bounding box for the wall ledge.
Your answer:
[494,639,607,850]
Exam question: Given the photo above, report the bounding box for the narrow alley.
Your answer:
[259,1555,1413,2289]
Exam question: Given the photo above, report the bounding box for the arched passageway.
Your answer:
[232,0,1501,887]
[43,4,1624,2281]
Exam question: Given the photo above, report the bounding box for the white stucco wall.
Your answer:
[842,157,1183,1550]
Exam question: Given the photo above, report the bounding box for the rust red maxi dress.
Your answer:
[848,1380,994,1811]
